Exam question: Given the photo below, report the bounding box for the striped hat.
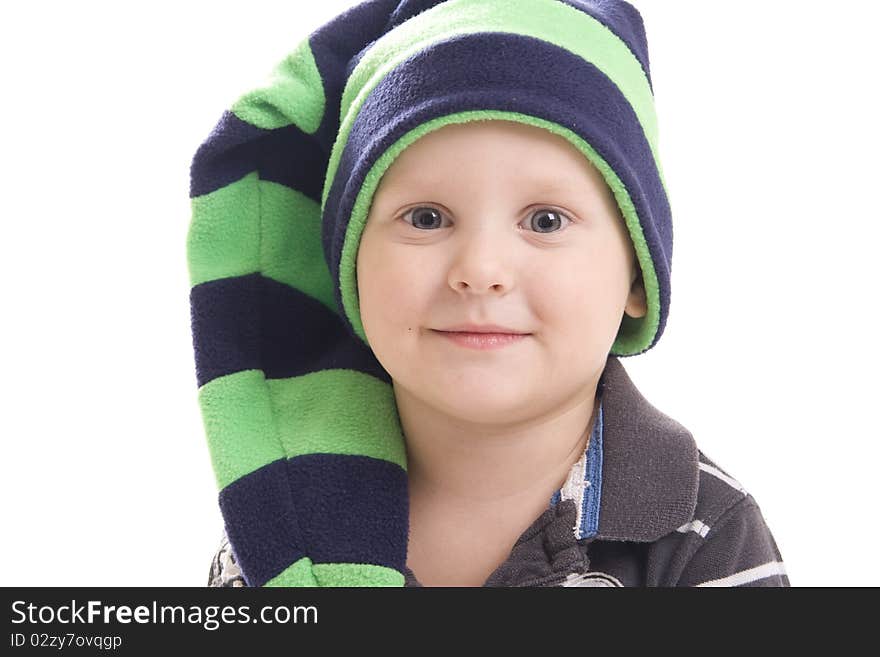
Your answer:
[188,0,672,586]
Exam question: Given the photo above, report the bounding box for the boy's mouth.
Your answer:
[429,328,531,350]
[432,323,530,335]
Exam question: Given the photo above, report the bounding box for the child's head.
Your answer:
[324,0,671,367]
[357,118,646,422]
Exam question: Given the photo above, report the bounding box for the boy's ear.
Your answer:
[624,267,648,319]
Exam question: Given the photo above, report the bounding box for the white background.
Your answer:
[1,0,877,586]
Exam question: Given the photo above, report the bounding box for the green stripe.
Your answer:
[259,180,337,312]
[188,176,337,317]
[200,367,407,490]
[312,563,404,587]
[266,370,408,469]
[339,111,660,356]
[187,172,260,288]
[230,39,324,132]
[265,556,319,586]
[324,0,662,213]
[198,369,285,490]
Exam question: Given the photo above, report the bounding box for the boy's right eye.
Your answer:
[403,206,446,230]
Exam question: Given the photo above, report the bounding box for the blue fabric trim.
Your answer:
[579,402,604,539]
[547,398,605,532]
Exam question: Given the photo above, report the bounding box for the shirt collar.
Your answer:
[549,356,700,543]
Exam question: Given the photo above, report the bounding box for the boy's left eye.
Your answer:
[402,206,573,234]
[526,208,571,234]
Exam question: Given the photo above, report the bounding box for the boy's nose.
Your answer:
[446,230,516,296]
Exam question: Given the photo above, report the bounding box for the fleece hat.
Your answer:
[187,0,672,587]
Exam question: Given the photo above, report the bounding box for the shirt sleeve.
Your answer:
[207,531,248,588]
[675,495,790,587]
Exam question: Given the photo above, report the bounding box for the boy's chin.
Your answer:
[428,388,543,424]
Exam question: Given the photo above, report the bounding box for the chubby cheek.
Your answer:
[357,245,428,368]
[532,255,628,369]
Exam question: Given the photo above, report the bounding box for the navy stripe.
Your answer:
[219,454,409,585]
[258,276,390,382]
[309,0,401,155]
[189,110,328,200]
[287,453,409,570]
[218,458,307,587]
[382,0,653,91]
[190,273,261,387]
[324,31,671,349]
[190,274,390,387]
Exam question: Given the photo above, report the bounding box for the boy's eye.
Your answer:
[406,206,446,230]
[527,208,570,234]
[402,206,572,234]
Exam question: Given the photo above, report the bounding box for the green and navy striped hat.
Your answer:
[188,0,672,586]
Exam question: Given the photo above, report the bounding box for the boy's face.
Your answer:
[357,120,646,425]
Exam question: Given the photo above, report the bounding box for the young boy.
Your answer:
[190,0,789,587]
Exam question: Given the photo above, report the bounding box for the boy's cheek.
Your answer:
[361,277,429,342]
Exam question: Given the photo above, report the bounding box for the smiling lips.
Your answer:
[430,327,531,350]
[436,323,528,334]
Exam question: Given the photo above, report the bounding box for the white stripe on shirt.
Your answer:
[699,462,747,494]
[695,561,788,587]
[676,519,711,538]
